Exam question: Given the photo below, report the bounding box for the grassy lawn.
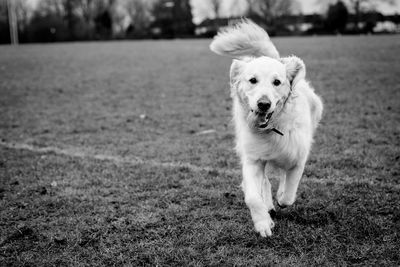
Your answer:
[1,36,399,266]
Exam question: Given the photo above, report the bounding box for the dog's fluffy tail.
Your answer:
[209,19,279,59]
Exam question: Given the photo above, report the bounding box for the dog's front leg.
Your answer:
[277,172,286,203]
[277,163,305,207]
[241,159,275,237]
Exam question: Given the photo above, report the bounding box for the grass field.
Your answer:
[1,35,400,266]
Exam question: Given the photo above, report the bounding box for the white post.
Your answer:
[7,0,19,45]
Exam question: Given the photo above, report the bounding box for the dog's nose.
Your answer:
[257,100,271,112]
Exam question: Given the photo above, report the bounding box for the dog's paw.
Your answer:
[277,193,295,208]
[254,216,275,237]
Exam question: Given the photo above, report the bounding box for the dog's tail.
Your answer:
[209,19,279,59]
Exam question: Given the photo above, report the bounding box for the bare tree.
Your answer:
[74,0,108,38]
[227,0,243,17]
[14,0,30,23]
[247,0,297,28]
[346,0,394,29]
[347,0,394,13]
[124,0,153,35]
[13,0,32,32]
[76,0,95,24]
[209,0,222,18]
[36,0,64,16]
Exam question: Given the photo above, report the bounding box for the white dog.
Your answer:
[210,20,323,237]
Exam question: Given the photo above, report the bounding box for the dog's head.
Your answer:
[230,55,306,130]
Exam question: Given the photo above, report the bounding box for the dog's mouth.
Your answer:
[258,112,274,129]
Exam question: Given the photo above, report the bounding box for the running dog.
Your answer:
[210,20,323,237]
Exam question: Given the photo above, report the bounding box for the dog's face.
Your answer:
[230,56,305,129]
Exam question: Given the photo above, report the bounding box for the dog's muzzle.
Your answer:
[258,111,274,129]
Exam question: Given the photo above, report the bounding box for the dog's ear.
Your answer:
[230,59,243,86]
[229,57,252,86]
[280,56,306,87]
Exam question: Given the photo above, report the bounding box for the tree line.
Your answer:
[208,0,397,36]
[0,0,398,44]
[0,0,195,43]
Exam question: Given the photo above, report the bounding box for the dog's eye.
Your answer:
[273,79,281,86]
[249,77,258,84]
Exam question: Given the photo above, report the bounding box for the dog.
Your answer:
[210,20,323,237]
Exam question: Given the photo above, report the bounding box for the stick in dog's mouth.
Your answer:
[258,112,274,129]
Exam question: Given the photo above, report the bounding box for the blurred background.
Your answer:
[1,0,400,44]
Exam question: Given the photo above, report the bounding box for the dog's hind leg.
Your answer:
[277,162,305,207]
[241,159,275,237]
